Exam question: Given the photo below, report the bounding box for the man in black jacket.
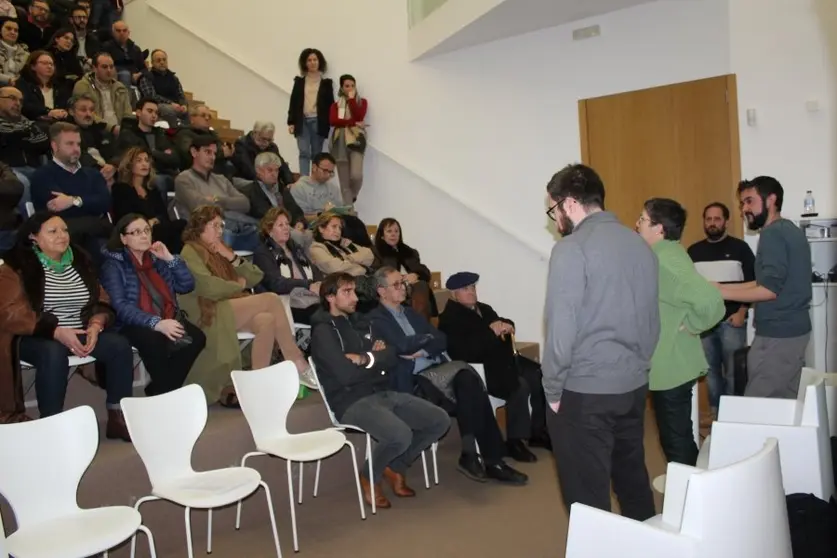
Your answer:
[239,151,304,226]
[116,98,180,178]
[18,0,56,52]
[311,272,450,510]
[0,161,23,252]
[103,20,146,87]
[67,93,117,183]
[0,86,50,214]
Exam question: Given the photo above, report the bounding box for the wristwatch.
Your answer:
[72,196,83,207]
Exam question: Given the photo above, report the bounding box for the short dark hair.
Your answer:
[297,48,327,74]
[312,152,335,166]
[703,202,730,220]
[107,213,147,252]
[189,134,217,152]
[644,198,687,241]
[320,272,355,310]
[135,97,157,111]
[545,164,605,210]
[339,74,355,88]
[48,121,79,141]
[71,6,88,16]
[67,93,95,111]
[92,52,113,67]
[738,176,784,211]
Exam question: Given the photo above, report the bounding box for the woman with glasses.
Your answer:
[100,213,206,397]
[0,17,28,86]
[17,50,72,122]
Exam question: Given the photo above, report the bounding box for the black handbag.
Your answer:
[135,267,193,352]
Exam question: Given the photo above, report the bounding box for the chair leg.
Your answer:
[366,433,376,515]
[260,480,283,558]
[184,506,194,558]
[345,440,366,520]
[137,524,158,558]
[286,459,299,552]
[313,459,322,498]
[298,461,304,505]
[130,495,160,558]
[236,451,264,531]
[207,508,213,554]
[432,442,440,485]
[421,450,430,489]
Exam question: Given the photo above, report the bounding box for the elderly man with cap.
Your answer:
[437,271,550,463]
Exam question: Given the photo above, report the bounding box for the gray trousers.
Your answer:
[745,333,810,399]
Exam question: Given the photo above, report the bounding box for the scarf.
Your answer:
[333,96,364,147]
[186,240,249,327]
[131,251,175,320]
[35,245,73,273]
[267,237,313,280]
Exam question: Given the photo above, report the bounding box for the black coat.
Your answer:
[49,46,84,83]
[68,117,117,169]
[287,76,334,139]
[0,117,51,168]
[103,38,146,75]
[0,161,23,231]
[232,133,292,183]
[373,241,431,282]
[17,76,74,121]
[238,180,305,225]
[437,300,519,399]
[18,19,55,52]
[253,236,319,295]
[116,117,180,174]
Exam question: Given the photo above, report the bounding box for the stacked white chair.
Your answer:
[231,362,365,551]
[565,438,792,558]
[121,385,282,558]
[0,406,157,558]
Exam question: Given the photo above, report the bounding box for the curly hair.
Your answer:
[182,205,224,244]
[117,147,157,187]
[259,206,291,238]
[297,48,327,74]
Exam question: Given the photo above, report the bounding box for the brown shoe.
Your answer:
[106,409,131,442]
[359,476,391,509]
[383,467,416,497]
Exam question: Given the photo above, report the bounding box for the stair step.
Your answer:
[184,91,193,101]
[217,128,243,144]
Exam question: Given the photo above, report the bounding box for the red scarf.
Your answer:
[132,252,176,320]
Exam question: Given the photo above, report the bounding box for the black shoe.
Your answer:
[485,462,528,485]
[457,453,488,483]
[506,439,537,463]
[528,433,552,451]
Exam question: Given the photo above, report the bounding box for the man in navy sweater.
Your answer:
[31,122,112,262]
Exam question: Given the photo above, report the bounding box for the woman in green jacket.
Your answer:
[637,199,725,466]
[179,205,309,406]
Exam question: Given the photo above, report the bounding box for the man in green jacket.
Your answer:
[637,198,725,465]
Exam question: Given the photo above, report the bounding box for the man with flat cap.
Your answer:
[438,271,550,463]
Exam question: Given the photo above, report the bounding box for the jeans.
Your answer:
[12,167,35,217]
[222,226,258,251]
[116,69,133,88]
[701,321,747,409]
[651,379,698,465]
[19,332,135,418]
[157,103,186,127]
[341,391,451,482]
[296,116,326,176]
[121,321,206,396]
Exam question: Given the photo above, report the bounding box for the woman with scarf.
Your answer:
[329,74,368,205]
[0,17,28,86]
[3,211,134,439]
[100,213,206,397]
[374,217,436,319]
[180,205,313,406]
[253,207,320,325]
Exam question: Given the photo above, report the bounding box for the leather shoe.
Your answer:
[485,462,528,485]
[105,409,131,442]
[383,467,415,497]
[456,453,488,483]
[506,439,537,463]
[359,476,391,509]
[528,433,552,451]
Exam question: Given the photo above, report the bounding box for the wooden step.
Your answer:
[212,118,231,129]
[430,271,441,291]
[184,91,193,101]
[217,128,243,144]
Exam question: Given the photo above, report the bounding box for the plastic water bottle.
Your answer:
[804,191,816,214]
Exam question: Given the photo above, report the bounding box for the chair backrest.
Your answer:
[308,357,340,427]
[681,438,792,557]
[231,362,298,446]
[121,385,207,488]
[0,407,97,527]
[800,368,837,436]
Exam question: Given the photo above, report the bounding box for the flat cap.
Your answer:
[445,271,479,291]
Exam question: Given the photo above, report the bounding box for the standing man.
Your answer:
[715,177,811,399]
[542,164,659,520]
[688,202,755,415]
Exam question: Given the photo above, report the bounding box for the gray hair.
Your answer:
[254,151,283,169]
[67,93,96,110]
[252,121,276,135]
[373,266,400,292]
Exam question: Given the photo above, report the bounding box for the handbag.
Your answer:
[417,360,476,405]
[347,132,367,153]
[135,267,193,352]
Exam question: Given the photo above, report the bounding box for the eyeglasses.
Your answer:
[546,198,564,222]
[124,227,151,236]
[210,221,226,231]
[315,165,335,177]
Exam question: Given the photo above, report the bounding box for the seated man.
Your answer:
[72,53,133,134]
[174,135,256,250]
[232,121,291,182]
[311,272,451,509]
[137,49,189,127]
[102,20,146,87]
[30,122,112,262]
[439,272,550,462]
[173,104,234,176]
[240,151,305,226]
[0,86,50,214]
[369,267,528,485]
[67,93,117,186]
[116,97,180,188]
[0,161,23,252]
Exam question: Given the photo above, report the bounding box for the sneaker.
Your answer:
[485,462,528,485]
[298,364,319,390]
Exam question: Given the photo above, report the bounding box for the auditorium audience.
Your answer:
[0,159,22,251]
[116,97,180,178]
[239,151,304,225]
[330,74,367,204]
[374,217,434,319]
[103,20,145,87]
[311,271,450,508]
[17,50,71,121]
[4,211,133,439]
[369,266,528,485]
[137,48,187,126]
[18,0,54,53]
[287,48,333,176]
[100,213,205,396]
[179,205,313,405]
[174,103,234,175]
[439,272,551,462]
[0,85,49,208]
[112,146,184,253]
[0,17,28,86]
[232,121,287,182]
[73,52,132,133]
[66,92,117,181]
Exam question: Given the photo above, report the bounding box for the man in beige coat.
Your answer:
[72,53,133,134]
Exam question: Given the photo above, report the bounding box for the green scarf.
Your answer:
[35,246,74,273]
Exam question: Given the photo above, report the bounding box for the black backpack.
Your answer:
[786,493,837,557]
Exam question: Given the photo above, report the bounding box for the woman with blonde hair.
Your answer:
[180,205,314,406]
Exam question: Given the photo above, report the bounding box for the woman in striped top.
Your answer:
[4,212,135,440]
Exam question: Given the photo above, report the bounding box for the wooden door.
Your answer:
[578,75,742,247]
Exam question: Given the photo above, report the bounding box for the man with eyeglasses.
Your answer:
[173,104,235,176]
[541,163,659,521]
[18,0,56,52]
[69,5,101,70]
[72,52,132,134]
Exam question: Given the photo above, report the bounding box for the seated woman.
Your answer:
[17,50,72,122]
[100,213,206,397]
[0,17,28,86]
[112,147,185,253]
[253,207,320,325]
[3,211,133,440]
[47,28,83,83]
[180,205,314,405]
[374,217,435,320]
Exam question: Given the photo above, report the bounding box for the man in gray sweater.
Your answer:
[543,164,659,521]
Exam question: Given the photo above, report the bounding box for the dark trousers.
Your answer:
[505,359,547,440]
[120,321,206,397]
[19,332,135,418]
[651,380,698,466]
[548,386,655,521]
[341,391,451,483]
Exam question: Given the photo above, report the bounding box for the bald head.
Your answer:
[0,86,23,120]
[112,20,130,45]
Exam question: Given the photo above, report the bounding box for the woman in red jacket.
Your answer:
[329,74,368,205]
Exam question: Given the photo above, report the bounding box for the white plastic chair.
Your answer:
[0,406,157,558]
[20,355,98,409]
[566,438,791,558]
[308,358,439,516]
[121,385,282,558]
[232,362,365,551]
